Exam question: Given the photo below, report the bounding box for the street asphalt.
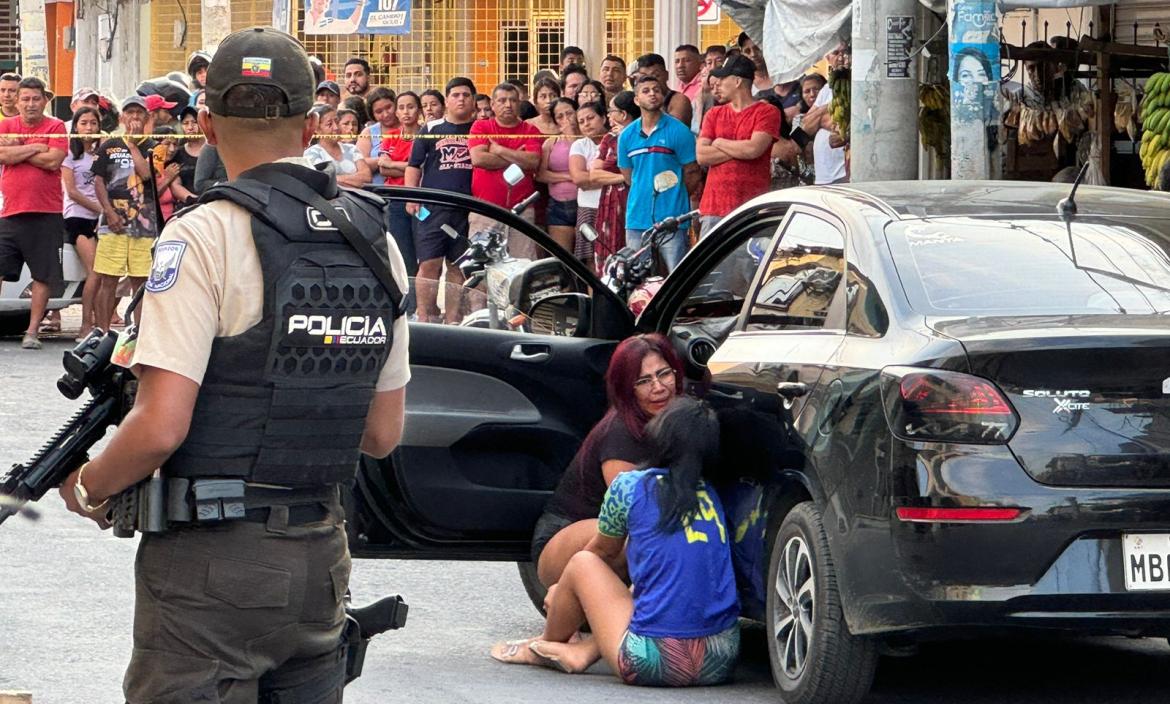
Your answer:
[2,330,1170,704]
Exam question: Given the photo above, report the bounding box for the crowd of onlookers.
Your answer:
[0,33,853,346]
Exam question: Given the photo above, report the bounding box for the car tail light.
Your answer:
[881,367,1018,444]
[895,507,1024,523]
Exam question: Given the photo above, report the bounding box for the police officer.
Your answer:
[59,27,410,703]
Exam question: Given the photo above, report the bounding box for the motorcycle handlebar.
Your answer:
[511,192,540,216]
[647,209,701,240]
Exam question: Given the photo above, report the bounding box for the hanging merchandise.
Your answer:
[919,82,950,157]
[829,68,850,139]
[1004,87,1094,149]
[1114,85,1140,142]
[1139,72,1170,188]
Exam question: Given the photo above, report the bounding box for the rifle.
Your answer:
[0,329,136,526]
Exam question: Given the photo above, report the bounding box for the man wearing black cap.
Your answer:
[58,26,409,703]
[316,79,342,108]
[696,54,780,238]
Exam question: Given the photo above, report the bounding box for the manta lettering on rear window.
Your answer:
[885,217,1170,316]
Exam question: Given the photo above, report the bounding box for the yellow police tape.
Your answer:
[0,132,558,140]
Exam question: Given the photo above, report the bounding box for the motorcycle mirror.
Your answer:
[441,224,461,240]
[503,163,525,187]
[652,170,679,194]
[578,224,599,243]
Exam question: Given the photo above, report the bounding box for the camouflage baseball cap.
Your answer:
[204,26,315,118]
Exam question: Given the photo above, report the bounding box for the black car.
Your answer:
[353,181,1170,704]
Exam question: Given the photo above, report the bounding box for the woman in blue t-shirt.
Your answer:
[492,397,740,686]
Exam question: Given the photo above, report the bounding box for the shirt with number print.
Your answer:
[93,137,159,237]
[598,468,739,638]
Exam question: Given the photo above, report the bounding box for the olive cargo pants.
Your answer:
[123,501,351,703]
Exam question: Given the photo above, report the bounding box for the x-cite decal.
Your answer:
[1023,389,1092,414]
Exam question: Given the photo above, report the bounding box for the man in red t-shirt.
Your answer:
[0,76,68,349]
[467,83,543,259]
[696,54,780,239]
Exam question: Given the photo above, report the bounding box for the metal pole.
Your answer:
[948,0,1001,179]
[850,0,920,181]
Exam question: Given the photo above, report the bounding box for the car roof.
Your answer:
[768,181,1170,220]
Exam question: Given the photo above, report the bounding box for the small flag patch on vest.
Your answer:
[241,57,273,78]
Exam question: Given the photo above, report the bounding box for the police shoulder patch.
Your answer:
[146,240,188,293]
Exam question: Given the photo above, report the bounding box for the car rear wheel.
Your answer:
[0,312,31,337]
[516,561,547,615]
[767,501,877,704]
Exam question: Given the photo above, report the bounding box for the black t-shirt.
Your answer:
[171,146,200,195]
[93,137,159,237]
[408,119,473,194]
[543,412,652,522]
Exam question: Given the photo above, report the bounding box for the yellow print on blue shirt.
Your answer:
[684,490,728,545]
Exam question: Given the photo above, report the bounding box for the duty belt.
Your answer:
[108,475,339,537]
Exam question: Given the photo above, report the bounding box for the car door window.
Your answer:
[668,221,782,363]
[745,213,846,331]
[845,261,889,337]
[381,195,598,337]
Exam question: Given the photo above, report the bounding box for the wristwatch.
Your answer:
[74,462,110,513]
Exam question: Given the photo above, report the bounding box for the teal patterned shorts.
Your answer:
[617,623,740,687]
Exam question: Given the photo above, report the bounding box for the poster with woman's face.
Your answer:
[950,43,999,121]
[949,0,999,122]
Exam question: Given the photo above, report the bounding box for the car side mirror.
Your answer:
[528,293,591,337]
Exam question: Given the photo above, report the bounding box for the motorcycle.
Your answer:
[453,165,579,332]
[579,170,697,316]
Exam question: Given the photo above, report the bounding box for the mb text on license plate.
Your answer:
[1122,534,1170,591]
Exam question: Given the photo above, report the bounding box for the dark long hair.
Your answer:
[612,90,639,123]
[604,333,685,440]
[341,95,370,126]
[642,397,722,533]
[69,106,102,159]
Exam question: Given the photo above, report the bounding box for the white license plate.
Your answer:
[1122,534,1170,591]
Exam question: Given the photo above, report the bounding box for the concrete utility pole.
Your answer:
[202,0,232,52]
[850,0,920,181]
[948,0,1000,179]
[653,0,698,63]
[564,0,607,77]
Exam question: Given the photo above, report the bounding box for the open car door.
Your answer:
[347,187,634,561]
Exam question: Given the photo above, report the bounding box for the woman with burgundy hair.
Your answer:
[529,333,686,589]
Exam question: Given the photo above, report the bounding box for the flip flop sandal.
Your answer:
[490,639,539,665]
[528,641,575,674]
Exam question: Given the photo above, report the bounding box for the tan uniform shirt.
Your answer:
[129,162,410,392]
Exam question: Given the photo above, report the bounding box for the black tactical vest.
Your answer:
[164,162,403,487]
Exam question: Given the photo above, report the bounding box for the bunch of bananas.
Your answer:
[829,69,850,140]
[918,83,950,157]
[1139,72,1170,188]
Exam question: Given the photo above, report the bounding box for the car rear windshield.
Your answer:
[885,216,1170,315]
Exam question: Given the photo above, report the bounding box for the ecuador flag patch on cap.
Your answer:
[241,56,273,78]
